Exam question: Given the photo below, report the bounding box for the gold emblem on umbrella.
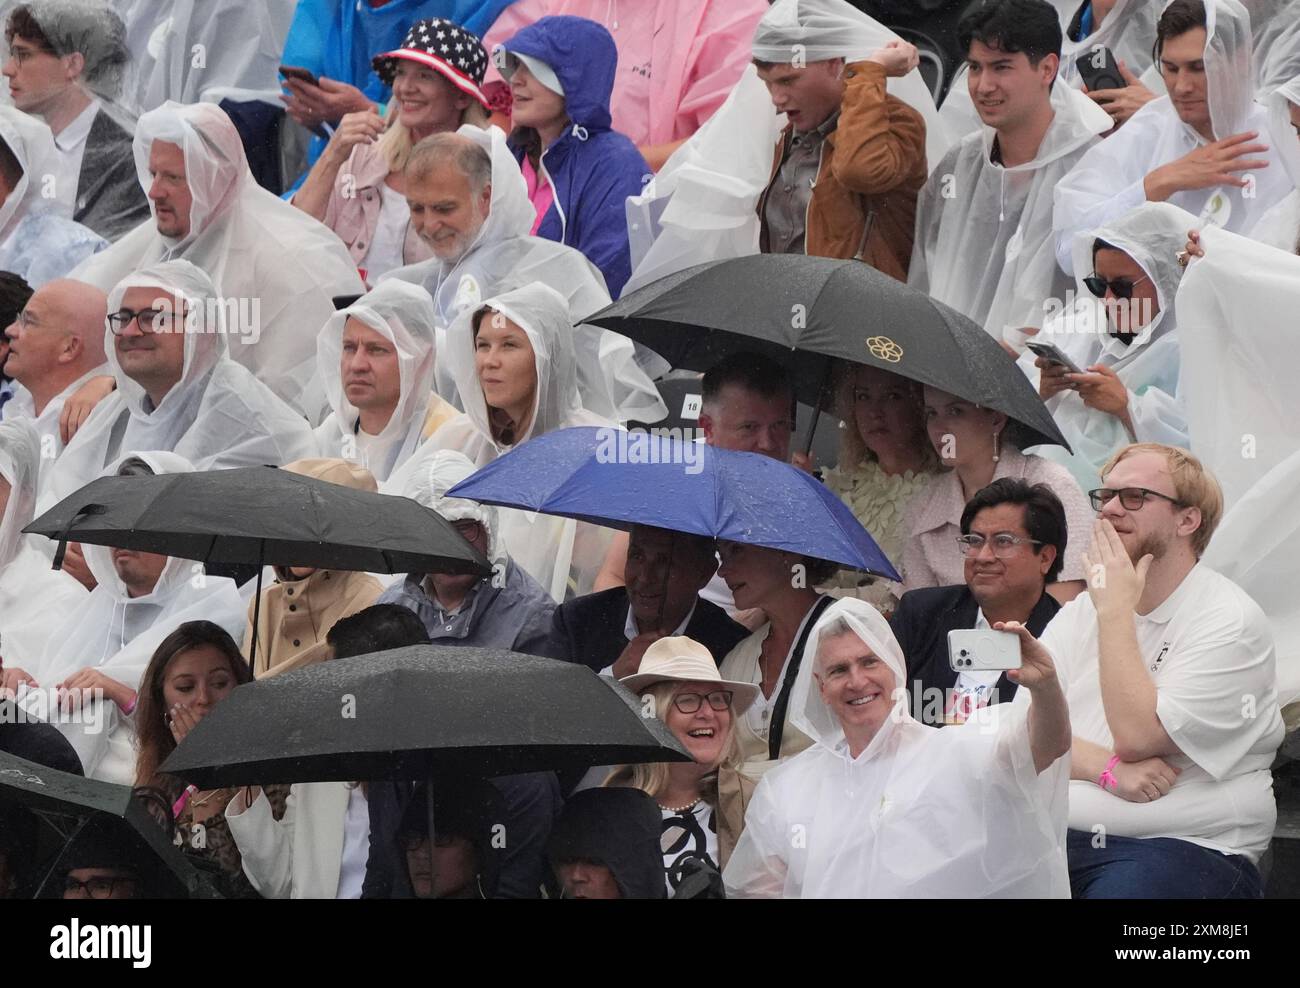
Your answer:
[866,335,903,362]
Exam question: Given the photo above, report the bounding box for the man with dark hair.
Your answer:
[325,603,430,660]
[552,524,748,676]
[2,1,149,240]
[891,478,1065,725]
[912,0,1108,345]
[751,0,928,279]
[1053,0,1292,271]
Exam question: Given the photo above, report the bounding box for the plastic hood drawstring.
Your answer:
[571,124,589,141]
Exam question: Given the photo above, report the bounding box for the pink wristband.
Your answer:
[1098,754,1121,791]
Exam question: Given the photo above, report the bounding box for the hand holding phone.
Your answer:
[1026,340,1083,375]
[948,629,1022,672]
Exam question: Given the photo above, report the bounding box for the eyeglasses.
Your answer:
[7,45,55,65]
[63,875,139,899]
[1088,487,1185,511]
[1083,272,1151,300]
[955,533,1042,558]
[671,689,734,714]
[107,307,180,335]
[451,520,482,540]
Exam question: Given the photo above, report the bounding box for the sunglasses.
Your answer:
[1083,272,1151,300]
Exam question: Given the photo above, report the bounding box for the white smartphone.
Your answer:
[947,629,1021,672]
[1025,340,1084,375]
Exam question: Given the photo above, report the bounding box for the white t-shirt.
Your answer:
[361,180,411,282]
[335,784,370,899]
[1039,563,1284,862]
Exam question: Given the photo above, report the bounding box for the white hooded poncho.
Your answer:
[939,0,1161,143]
[313,279,443,483]
[911,84,1110,342]
[1018,201,1192,492]
[0,106,107,287]
[723,597,1070,898]
[1251,76,1300,253]
[69,100,364,416]
[385,281,613,603]
[1052,0,1296,273]
[0,418,88,669]
[623,0,949,295]
[381,124,666,426]
[1177,224,1300,705]
[22,450,246,782]
[37,260,318,515]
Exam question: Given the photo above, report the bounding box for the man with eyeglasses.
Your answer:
[1032,442,1283,898]
[892,478,1066,726]
[1019,201,1190,491]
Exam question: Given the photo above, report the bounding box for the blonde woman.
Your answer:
[608,637,757,896]
[291,18,492,282]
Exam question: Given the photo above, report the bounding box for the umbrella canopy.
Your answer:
[449,426,900,580]
[0,747,220,898]
[587,254,1069,452]
[24,465,491,577]
[159,644,691,788]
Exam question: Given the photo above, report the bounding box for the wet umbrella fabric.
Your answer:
[0,746,220,898]
[24,465,492,669]
[449,426,901,580]
[586,254,1069,452]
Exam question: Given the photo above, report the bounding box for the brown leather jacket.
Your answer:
[758,60,928,281]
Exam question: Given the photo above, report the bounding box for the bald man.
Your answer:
[4,278,109,472]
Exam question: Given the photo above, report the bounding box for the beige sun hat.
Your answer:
[618,636,759,715]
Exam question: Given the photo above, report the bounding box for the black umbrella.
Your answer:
[24,465,492,670]
[159,644,690,897]
[0,748,220,898]
[587,254,1070,452]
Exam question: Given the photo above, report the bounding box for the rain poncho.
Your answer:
[938,0,1160,142]
[723,597,1070,898]
[278,0,515,185]
[1018,202,1191,491]
[113,0,296,112]
[4,364,110,506]
[1252,77,1300,252]
[1250,0,1300,91]
[0,107,107,287]
[21,450,246,783]
[313,279,448,483]
[69,101,365,416]
[498,15,651,297]
[37,261,318,515]
[1177,225,1300,703]
[548,786,667,899]
[385,281,613,602]
[622,0,949,295]
[1052,0,1295,273]
[481,0,769,148]
[0,418,87,670]
[910,84,1110,341]
[381,123,666,424]
[379,449,559,655]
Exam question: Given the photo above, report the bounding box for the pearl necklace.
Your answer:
[658,796,702,814]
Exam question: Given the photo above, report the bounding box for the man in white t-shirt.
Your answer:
[1033,441,1283,897]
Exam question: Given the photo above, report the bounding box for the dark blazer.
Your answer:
[890,584,1060,725]
[551,587,749,673]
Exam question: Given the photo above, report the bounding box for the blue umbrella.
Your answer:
[449,426,900,581]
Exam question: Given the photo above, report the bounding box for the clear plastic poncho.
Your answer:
[1052,0,1295,273]
[18,0,130,106]
[1018,201,1192,492]
[622,0,949,296]
[69,100,365,416]
[313,279,440,483]
[380,123,667,426]
[722,597,1070,898]
[400,447,503,566]
[1250,0,1300,91]
[1251,77,1300,251]
[385,281,613,602]
[0,105,106,286]
[910,83,1110,341]
[111,0,296,113]
[938,0,1160,143]
[1177,225,1300,703]
[22,449,246,782]
[0,418,87,670]
[38,260,318,514]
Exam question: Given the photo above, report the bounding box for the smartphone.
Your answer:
[279,64,320,87]
[1026,340,1083,375]
[1077,45,1125,92]
[948,629,1021,672]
